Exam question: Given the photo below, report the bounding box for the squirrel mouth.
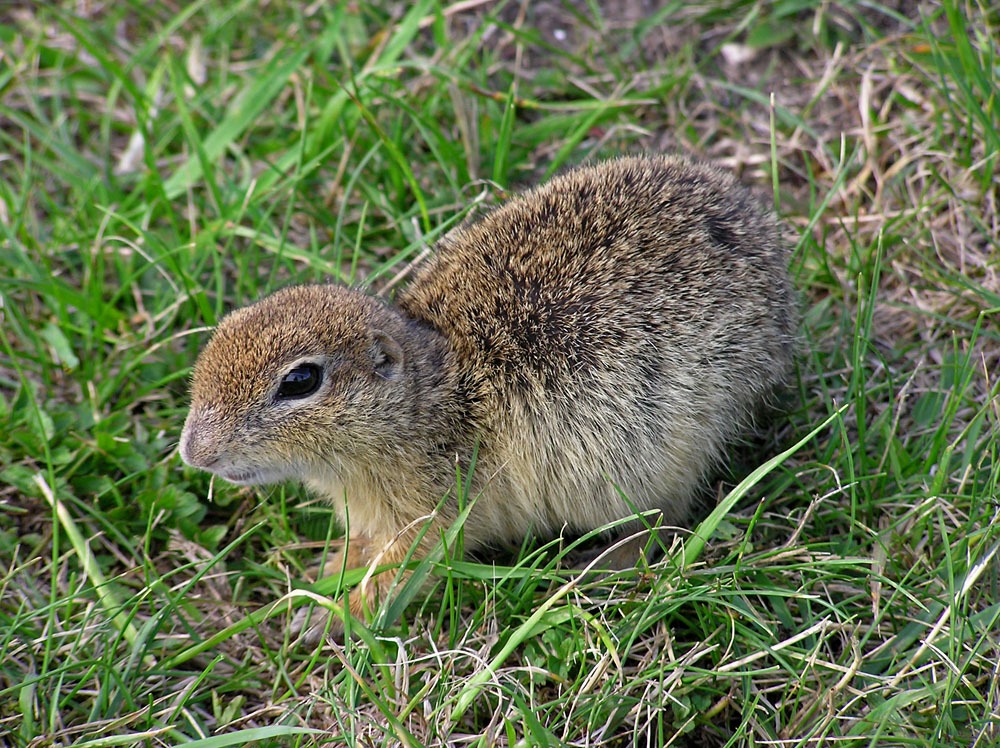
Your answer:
[221,472,257,485]
[217,467,283,486]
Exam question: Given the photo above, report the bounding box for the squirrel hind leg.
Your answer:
[567,517,678,571]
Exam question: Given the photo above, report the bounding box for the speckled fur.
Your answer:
[180,155,797,631]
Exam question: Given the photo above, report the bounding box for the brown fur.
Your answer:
[180,155,797,634]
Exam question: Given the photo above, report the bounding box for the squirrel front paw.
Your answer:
[289,534,411,644]
[289,581,385,644]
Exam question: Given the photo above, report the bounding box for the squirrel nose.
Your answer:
[179,419,219,469]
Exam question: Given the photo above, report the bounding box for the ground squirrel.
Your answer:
[180,155,797,634]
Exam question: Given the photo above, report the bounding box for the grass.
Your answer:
[1,0,998,745]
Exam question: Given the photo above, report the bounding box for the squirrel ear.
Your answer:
[371,330,403,379]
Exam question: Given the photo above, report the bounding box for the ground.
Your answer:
[0,1,998,746]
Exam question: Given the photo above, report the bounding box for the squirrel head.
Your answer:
[179,285,434,487]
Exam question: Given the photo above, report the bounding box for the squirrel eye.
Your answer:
[276,363,322,400]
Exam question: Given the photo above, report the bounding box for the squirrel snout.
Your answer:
[178,418,219,470]
[179,413,294,487]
